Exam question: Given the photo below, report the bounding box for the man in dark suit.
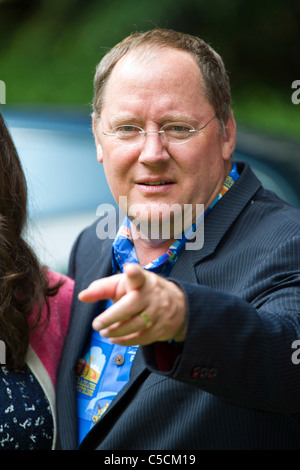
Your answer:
[56,29,300,450]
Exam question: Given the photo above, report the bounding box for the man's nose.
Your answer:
[138,132,170,165]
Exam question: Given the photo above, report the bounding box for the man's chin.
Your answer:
[127,202,185,241]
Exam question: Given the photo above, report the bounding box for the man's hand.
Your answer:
[78,263,187,346]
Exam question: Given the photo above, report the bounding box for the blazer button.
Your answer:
[192,366,200,378]
[208,368,217,378]
[200,367,209,378]
[114,355,125,366]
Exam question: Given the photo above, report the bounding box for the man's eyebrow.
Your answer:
[110,115,142,126]
[160,114,198,125]
[109,113,199,127]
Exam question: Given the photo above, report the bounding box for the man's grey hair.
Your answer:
[93,28,232,132]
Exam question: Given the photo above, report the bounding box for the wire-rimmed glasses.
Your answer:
[102,115,216,145]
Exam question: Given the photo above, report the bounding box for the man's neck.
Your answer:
[131,235,175,267]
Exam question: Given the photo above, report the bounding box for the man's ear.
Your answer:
[221,111,236,161]
[92,117,103,163]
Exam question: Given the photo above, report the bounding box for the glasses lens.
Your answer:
[114,125,142,140]
[161,123,194,143]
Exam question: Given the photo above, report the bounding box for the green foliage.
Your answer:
[233,88,300,139]
[0,0,299,138]
[0,0,176,105]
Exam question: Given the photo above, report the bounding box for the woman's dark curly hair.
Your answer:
[0,111,62,370]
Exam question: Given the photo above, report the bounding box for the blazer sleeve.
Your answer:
[143,235,300,414]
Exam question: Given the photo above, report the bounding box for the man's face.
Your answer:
[93,47,235,237]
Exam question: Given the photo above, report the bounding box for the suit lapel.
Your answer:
[169,247,198,283]
[190,161,262,266]
[168,163,261,282]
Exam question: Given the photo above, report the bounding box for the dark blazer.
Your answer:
[56,162,300,450]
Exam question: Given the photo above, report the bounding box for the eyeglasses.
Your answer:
[102,115,216,145]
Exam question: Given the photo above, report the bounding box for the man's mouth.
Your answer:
[140,181,172,186]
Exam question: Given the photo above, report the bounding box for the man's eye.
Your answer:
[163,123,193,139]
[114,125,141,138]
[164,123,192,132]
[170,125,187,132]
[120,126,136,132]
[116,125,140,133]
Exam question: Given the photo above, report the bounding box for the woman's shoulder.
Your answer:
[46,270,74,326]
[47,270,74,290]
[28,271,75,386]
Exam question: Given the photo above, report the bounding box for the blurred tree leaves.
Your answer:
[0,0,175,104]
[0,0,299,136]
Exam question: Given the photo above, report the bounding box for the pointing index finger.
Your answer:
[124,263,146,291]
[78,274,123,303]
